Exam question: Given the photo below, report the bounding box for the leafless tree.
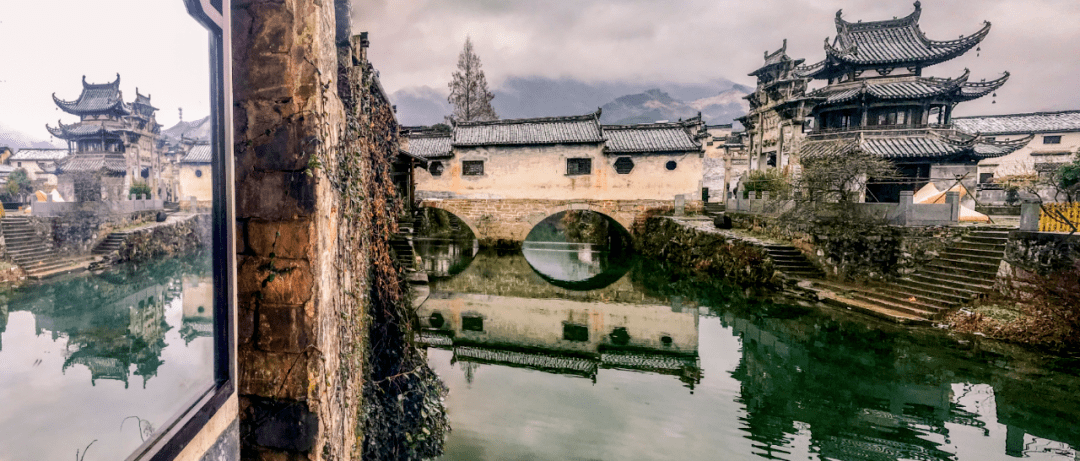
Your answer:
[446,36,497,123]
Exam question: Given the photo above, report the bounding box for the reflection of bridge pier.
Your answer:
[419,292,700,386]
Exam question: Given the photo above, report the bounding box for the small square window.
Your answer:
[566,158,591,175]
[563,323,588,342]
[462,160,484,176]
[462,315,484,332]
[979,172,994,184]
[1044,135,1062,144]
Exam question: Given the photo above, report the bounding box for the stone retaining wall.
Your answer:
[1002,231,1080,277]
[117,214,208,263]
[634,216,775,286]
[22,210,156,257]
[729,212,972,282]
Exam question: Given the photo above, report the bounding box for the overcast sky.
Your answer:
[0,0,209,143]
[354,0,1080,117]
[1,1,1076,144]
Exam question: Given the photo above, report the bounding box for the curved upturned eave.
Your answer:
[823,21,990,69]
[957,72,1009,101]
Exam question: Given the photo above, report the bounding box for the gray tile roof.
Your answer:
[181,145,212,163]
[861,135,966,159]
[406,134,452,159]
[452,111,604,147]
[46,122,123,139]
[9,148,69,161]
[602,123,701,153]
[808,71,1006,105]
[800,131,1011,160]
[829,3,989,66]
[796,3,991,78]
[952,111,1080,135]
[52,74,131,116]
[58,154,127,174]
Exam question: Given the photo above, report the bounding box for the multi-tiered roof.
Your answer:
[46,74,160,177]
[790,2,1018,165]
[795,1,990,80]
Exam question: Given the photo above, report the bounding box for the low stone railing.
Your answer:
[728,190,961,227]
[31,197,164,217]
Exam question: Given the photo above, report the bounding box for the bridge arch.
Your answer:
[418,198,676,242]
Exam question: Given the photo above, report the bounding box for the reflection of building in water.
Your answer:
[180,275,214,344]
[0,303,7,351]
[413,238,478,278]
[419,292,700,387]
[723,311,1080,461]
[61,284,169,388]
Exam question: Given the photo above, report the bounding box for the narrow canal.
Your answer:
[414,235,1080,461]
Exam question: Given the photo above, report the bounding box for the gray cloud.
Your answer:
[353,0,1080,116]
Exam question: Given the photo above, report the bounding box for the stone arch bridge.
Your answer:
[419,198,699,242]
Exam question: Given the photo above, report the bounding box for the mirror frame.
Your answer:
[123,1,236,459]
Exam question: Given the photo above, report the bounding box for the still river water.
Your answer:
[414,239,1080,461]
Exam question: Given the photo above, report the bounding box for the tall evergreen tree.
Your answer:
[447,37,497,123]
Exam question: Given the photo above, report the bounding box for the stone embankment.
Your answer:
[634,216,776,286]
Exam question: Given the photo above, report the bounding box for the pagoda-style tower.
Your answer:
[46,74,161,202]
[738,39,812,172]
[741,2,1030,202]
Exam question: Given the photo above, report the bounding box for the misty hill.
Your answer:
[0,123,60,149]
[390,76,751,126]
[162,116,211,143]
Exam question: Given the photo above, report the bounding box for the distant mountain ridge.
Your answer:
[390,76,751,127]
[0,123,61,149]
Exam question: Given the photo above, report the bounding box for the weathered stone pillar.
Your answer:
[945,191,960,223]
[232,0,367,459]
[898,190,914,226]
[1019,200,1041,231]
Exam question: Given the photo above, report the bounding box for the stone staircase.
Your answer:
[704,202,726,217]
[813,228,1009,324]
[92,232,130,255]
[765,244,825,279]
[1,217,90,279]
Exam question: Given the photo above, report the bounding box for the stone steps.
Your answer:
[812,228,1008,323]
[92,232,130,255]
[2,217,93,279]
[762,244,824,278]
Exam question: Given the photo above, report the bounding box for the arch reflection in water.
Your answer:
[522,210,633,290]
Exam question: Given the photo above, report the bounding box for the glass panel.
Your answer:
[0,1,215,460]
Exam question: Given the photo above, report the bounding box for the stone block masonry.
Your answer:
[422,198,704,243]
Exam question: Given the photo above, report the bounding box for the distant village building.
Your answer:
[405,110,707,203]
[46,74,161,202]
[6,148,69,187]
[178,143,212,204]
[738,2,1027,202]
[702,123,747,202]
[953,110,1080,204]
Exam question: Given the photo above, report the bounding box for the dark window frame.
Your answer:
[462,160,484,176]
[125,2,237,460]
[566,157,592,176]
[429,161,444,176]
[1044,135,1062,144]
[613,156,634,174]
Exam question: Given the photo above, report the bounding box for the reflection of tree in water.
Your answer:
[10,253,212,388]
